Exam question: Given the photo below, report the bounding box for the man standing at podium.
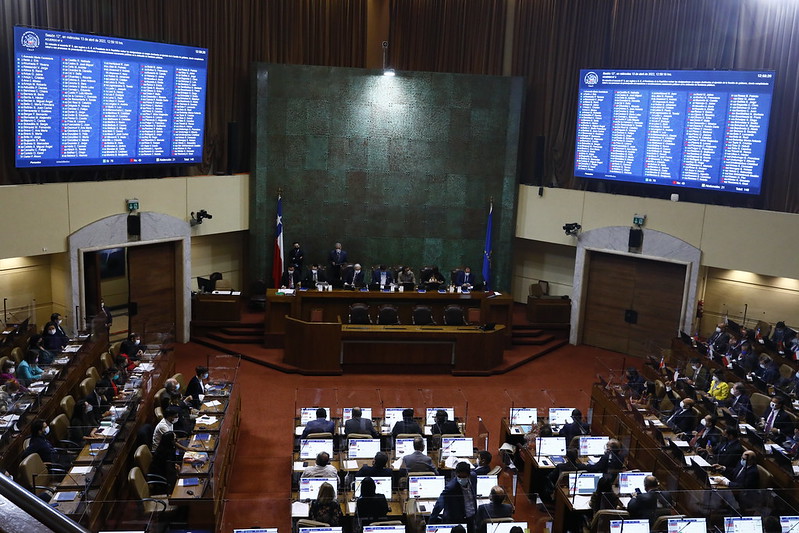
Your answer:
[328,242,348,284]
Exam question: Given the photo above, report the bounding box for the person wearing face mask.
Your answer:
[22,419,58,465]
[705,369,730,402]
[119,333,145,363]
[42,324,66,352]
[328,242,349,285]
[735,343,759,373]
[288,241,304,271]
[707,322,731,356]
[760,395,792,443]
[683,358,709,391]
[662,395,696,434]
[43,313,70,349]
[584,438,625,474]
[69,399,103,443]
[728,382,754,423]
[687,415,722,450]
[717,450,759,489]
[752,355,780,386]
[27,334,54,365]
[152,406,189,452]
[0,360,18,385]
[302,263,327,287]
[709,427,745,472]
[429,461,478,528]
[17,351,43,387]
[186,366,209,408]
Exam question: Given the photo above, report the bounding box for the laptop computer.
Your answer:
[299,439,334,460]
[348,439,380,459]
[476,474,498,498]
[548,407,574,430]
[354,476,393,500]
[298,477,338,500]
[667,518,706,533]
[509,407,537,426]
[425,407,455,425]
[618,471,652,495]
[409,475,445,513]
[536,437,567,463]
[383,408,407,429]
[440,437,473,457]
[300,407,330,425]
[566,472,603,495]
[425,524,468,533]
[579,436,609,456]
[485,522,528,533]
[342,407,373,421]
[395,437,425,456]
[723,516,763,533]
[609,520,650,533]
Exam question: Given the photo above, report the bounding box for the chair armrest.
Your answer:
[142,497,167,512]
[146,479,170,493]
[146,473,168,484]
[34,485,56,494]
[42,463,68,475]
[57,439,82,449]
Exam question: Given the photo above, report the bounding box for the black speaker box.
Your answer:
[629,228,643,248]
[127,214,141,236]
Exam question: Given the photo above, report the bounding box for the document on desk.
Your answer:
[203,400,223,408]
[709,475,729,485]
[292,501,310,517]
[686,455,710,468]
[766,443,785,454]
[671,440,690,448]
[63,344,81,353]
[55,357,71,365]
[347,501,357,513]
[195,415,218,425]
[293,461,307,471]
[392,457,404,470]
[343,460,358,470]
[137,362,155,372]
[54,491,78,501]
[70,466,93,475]
[98,426,119,437]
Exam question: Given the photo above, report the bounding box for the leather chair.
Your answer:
[60,395,75,419]
[133,444,169,490]
[349,303,372,325]
[128,466,176,514]
[584,510,629,533]
[249,279,267,310]
[100,352,114,371]
[109,341,122,357]
[412,306,435,326]
[443,305,466,326]
[50,413,81,450]
[10,347,24,365]
[86,366,101,382]
[18,453,66,496]
[78,377,96,398]
[377,305,400,325]
[171,373,186,390]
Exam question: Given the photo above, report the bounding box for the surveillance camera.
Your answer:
[563,222,581,236]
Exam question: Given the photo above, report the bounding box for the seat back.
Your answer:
[589,510,629,533]
[755,320,772,339]
[779,363,794,380]
[466,308,481,324]
[86,366,101,382]
[50,413,71,442]
[154,406,164,421]
[652,515,686,533]
[377,305,400,325]
[18,453,53,491]
[60,395,75,419]
[100,351,115,371]
[171,373,186,390]
[529,280,550,297]
[307,432,333,439]
[443,305,465,326]
[310,308,324,322]
[215,279,233,291]
[10,347,24,364]
[347,433,372,440]
[109,341,122,357]
[349,303,372,325]
[750,392,771,416]
[412,306,435,326]
[128,466,150,499]
[134,444,153,473]
[78,377,96,398]
[0,356,7,373]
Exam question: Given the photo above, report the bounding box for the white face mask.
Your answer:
[9,367,14,373]
[770,402,777,410]
[679,401,685,409]
[692,365,699,370]
[48,330,56,335]
[175,384,180,391]
[85,405,93,413]
[57,319,62,325]
[740,458,747,467]
[701,418,708,426]
[712,376,719,382]
[202,373,209,380]
[134,340,140,345]
[43,426,50,435]
[457,477,470,487]
[715,327,721,333]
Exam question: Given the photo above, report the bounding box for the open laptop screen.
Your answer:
[396,437,425,456]
[566,472,603,495]
[779,517,799,532]
[348,439,381,459]
[549,407,574,427]
[509,407,537,425]
[364,527,405,533]
[298,477,338,500]
[476,475,498,497]
[355,476,392,499]
[425,407,455,425]
[667,518,706,533]
[441,437,473,457]
[299,439,334,460]
[724,517,763,533]
[234,530,278,533]
[618,472,652,495]
[579,436,609,456]
[426,524,467,533]
[536,437,566,456]
[300,529,343,533]
[610,520,650,533]
[383,408,407,428]
[300,407,330,425]
[486,522,528,533]
[342,407,373,421]
[409,475,445,499]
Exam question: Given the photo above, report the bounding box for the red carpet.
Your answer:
[173,337,631,531]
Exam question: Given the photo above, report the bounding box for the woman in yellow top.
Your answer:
[707,369,730,401]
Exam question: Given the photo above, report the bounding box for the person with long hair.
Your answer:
[150,430,180,490]
[355,476,390,527]
[309,481,342,526]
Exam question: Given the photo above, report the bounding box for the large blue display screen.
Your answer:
[14,26,208,168]
[574,69,775,195]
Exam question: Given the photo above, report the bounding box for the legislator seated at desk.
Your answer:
[282,266,302,289]
[344,407,379,437]
[302,408,336,439]
[344,264,366,289]
[371,265,394,287]
[391,408,422,438]
[303,264,328,287]
[399,436,437,474]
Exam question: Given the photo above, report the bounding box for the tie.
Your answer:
[313,272,317,283]
[690,428,705,448]
[289,275,294,289]
[765,410,777,433]
[668,408,682,424]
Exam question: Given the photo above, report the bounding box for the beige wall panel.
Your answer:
[515,185,585,244]
[700,205,799,278]
[186,174,250,236]
[512,239,576,302]
[0,256,53,327]
[190,232,246,291]
[67,178,188,231]
[0,184,70,257]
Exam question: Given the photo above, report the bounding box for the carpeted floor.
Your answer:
[172,332,632,532]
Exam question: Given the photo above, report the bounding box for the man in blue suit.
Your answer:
[455,267,479,290]
[430,461,478,529]
[371,265,394,286]
[328,242,348,283]
[301,408,335,438]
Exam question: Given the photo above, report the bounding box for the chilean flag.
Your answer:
[482,200,493,291]
[272,194,283,288]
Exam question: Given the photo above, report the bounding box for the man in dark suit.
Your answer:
[371,265,394,286]
[663,395,696,434]
[43,313,69,349]
[473,451,493,475]
[475,486,513,533]
[344,407,378,437]
[280,265,301,289]
[431,410,460,435]
[400,436,437,473]
[685,358,710,391]
[760,395,792,443]
[710,427,745,473]
[288,241,304,271]
[559,408,590,443]
[585,438,625,473]
[728,382,754,423]
[185,365,208,409]
[626,475,672,521]
[707,323,731,355]
[301,408,335,438]
[354,451,393,479]
[687,415,723,450]
[391,408,422,437]
[430,461,478,528]
[302,264,327,287]
[455,267,479,290]
[328,242,348,283]
[719,450,759,489]
[345,263,366,288]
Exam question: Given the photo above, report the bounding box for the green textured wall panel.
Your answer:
[250,65,523,291]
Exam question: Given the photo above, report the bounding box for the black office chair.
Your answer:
[443,305,466,326]
[248,279,267,310]
[349,303,372,325]
[412,305,435,326]
[377,305,400,325]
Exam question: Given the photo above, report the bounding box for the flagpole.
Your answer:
[272,188,284,288]
[482,197,493,292]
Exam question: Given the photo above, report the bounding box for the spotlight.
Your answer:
[563,222,581,236]
[190,209,213,226]
[382,41,395,76]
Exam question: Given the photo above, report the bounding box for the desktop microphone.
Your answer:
[570,471,581,506]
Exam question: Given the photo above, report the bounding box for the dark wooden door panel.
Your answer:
[582,253,636,353]
[128,242,176,340]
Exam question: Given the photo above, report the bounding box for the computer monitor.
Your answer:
[355,477,393,500]
[342,407,373,421]
[300,407,330,425]
[234,529,278,533]
[300,529,343,533]
[779,516,799,532]
[486,522,527,533]
[408,475,445,499]
[536,437,567,456]
[364,527,405,533]
[440,437,473,457]
[348,439,381,459]
[299,439,334,460]
[579,436,610,456]
[426,524,467,533]
[509,407,537,425]
[425,407,455,425]
[396,437,425,456]
[549,407,574,426]
[667,518,706,533]
[609,520,650,533]
[566,472,603,495]
[298,477,338,500]
[724,517,763,533]
[618,471,652,495]
[476,475,498,497]
[383,408,407,428]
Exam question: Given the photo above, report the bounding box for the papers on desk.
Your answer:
[347,501,358,513]
[63,344,82,353]
[585,456,601,465]
[0,414,20,428]
[54,491,78,501]
[70,466,93,475]
[671,440,690,448]
[293,461,307,471]
[343,460,358,470]
[183,452,208,464]
[277,289,296,295]
[202,400,222,408]
[29,382,47,393]
[709,475,729,485]
[195,415,218,425]
[392,457,404,470]
[793,465,799,476]
[647,419,666,429]
[97,426,119,437]
[136,362,155,372]
[89,443,109,455]
[685,455,711,468]
[766,443,785,454]
[443,455,472,469]
[54,357,71,365]
[739,423,756,434]
[292,501,310,517]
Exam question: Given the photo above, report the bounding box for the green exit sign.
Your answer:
[126,198,139,211]
[633,214,646,226]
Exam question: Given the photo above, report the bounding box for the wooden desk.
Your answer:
[193,293,241,322]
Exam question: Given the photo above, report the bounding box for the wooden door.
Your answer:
[127,242,176,341]
[582,252,685,357]
[82,251,102,324]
